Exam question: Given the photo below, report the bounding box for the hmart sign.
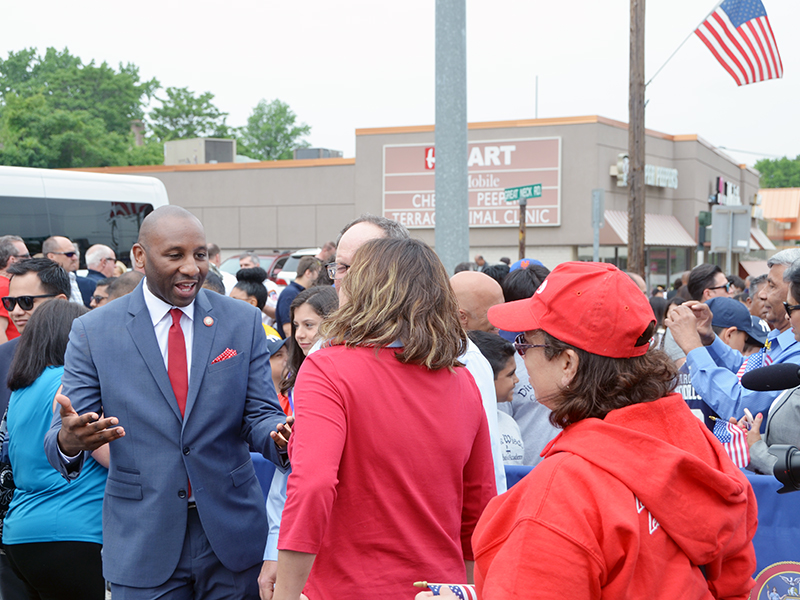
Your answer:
[383,138,562,229]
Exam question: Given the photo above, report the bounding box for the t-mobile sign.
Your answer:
[383,137,561,229]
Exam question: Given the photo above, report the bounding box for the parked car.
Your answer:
[220,251,290,283]
[274,248,322,286]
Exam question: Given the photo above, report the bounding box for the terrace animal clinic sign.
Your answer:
[383,137,561,229]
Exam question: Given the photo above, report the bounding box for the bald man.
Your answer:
[449,271,508,494]
[45,205,289,598]
[450,271,505,333]
[43,235,95,307]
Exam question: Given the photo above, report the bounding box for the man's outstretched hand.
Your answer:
[55,387,125,456]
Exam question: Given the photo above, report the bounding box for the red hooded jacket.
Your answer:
[473,393,757,600]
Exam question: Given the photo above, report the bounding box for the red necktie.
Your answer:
[168,308,191,497]
[168,308,188,417]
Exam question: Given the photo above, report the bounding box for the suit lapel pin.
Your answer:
[204,316,214,327]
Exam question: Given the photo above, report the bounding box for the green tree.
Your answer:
[148,87,230,142]
[239,99,310,161]
[755,156,800,188]
[0,47,163,168]
[0,47,158,136]
[0,93,129,168]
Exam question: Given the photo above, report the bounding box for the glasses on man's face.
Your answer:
[100,257,116,264]
[1,294,57,311]
[514,333,550,357]
[784,301,800,317]
[14,253,31,260]
[325,262,350,280]
[51,251,77,259]
[708,282,731,293]
[91,295,108,304]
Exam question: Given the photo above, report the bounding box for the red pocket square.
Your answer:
[211,348,237,364]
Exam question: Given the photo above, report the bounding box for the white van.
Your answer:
[0,166,168,265]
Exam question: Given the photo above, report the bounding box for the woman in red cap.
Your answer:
[469,262,757,600]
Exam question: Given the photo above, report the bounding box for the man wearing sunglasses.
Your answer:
[85,244,117,283]
[43,236,95,308]
[0,235,30,345]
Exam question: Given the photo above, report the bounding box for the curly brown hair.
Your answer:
[321,237,466,370]
[539,325,677,428]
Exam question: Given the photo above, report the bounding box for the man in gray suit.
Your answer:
[45,206,289,599]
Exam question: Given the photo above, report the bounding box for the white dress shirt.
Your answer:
[141,280,195,381]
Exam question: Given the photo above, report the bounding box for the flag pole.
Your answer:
[645,0,723,87]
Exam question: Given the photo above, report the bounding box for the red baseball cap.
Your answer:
[487,261,655,358]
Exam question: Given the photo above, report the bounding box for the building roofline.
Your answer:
[355,114,697,142]
[64,157,355,175]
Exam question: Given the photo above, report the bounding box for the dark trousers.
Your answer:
[0,547,29,600]
[110,507,260,600]
[4,541,104,600]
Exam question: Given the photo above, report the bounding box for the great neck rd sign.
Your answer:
[382,137,561,229]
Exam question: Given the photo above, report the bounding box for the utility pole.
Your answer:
[628,0,646,277]
[434,0,469,275]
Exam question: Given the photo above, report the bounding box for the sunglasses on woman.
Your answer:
[1,294,57,311]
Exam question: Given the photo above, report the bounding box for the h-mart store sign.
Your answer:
[383,138,561,229]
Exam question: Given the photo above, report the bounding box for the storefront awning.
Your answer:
[750,226,776,251]
[761,188,800,222]
[600,211,696,247]
[739,260,769,278]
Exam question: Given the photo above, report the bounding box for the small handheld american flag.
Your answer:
[713,418,750,468]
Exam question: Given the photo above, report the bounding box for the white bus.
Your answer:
[0,166,169,265]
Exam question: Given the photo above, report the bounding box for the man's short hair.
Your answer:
[749,274,767,300]
[207,243,221,260]
[85,245,114,268]
[0,235,24,270]
[240,251,260,266]
[41,236,64,255]
[687,263,723,301]
[502,264,551,302]
[203,271,225,294]
[297,256,321,278]
[769,248,800,270]
[336,214,410,245]
[95,277,115,288]
[6,258,71,298]
[107,271,144,301]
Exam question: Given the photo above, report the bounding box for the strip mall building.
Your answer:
[79,115,771,289]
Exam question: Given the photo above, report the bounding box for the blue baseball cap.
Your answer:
[510,258,545,272]
[266,334,288,356]
[706,297,766,345]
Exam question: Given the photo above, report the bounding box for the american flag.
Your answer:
[713,419,750,468]
[695,0,783,86]
[427,584,477,599]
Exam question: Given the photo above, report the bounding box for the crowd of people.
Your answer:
[0,210,790,599]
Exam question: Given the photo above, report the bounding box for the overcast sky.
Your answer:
[5,0,797,166]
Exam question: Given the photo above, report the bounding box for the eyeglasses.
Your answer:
[100,257,116,263]
[1,294,57,311]
[50,251,77,259]
[325,262,350,280]
[91,295,108,304]
[514,333,550,357]
[784,301,800,317]
[708,282,731,293]
[13,253,31,260]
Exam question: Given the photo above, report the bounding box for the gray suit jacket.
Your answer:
[748,386,800,475]
[44,282,286,587]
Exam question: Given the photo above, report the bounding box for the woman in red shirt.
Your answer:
[273,238,496,600]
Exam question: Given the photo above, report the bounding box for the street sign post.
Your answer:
[591,189,605,262]
[505,184,542,259]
